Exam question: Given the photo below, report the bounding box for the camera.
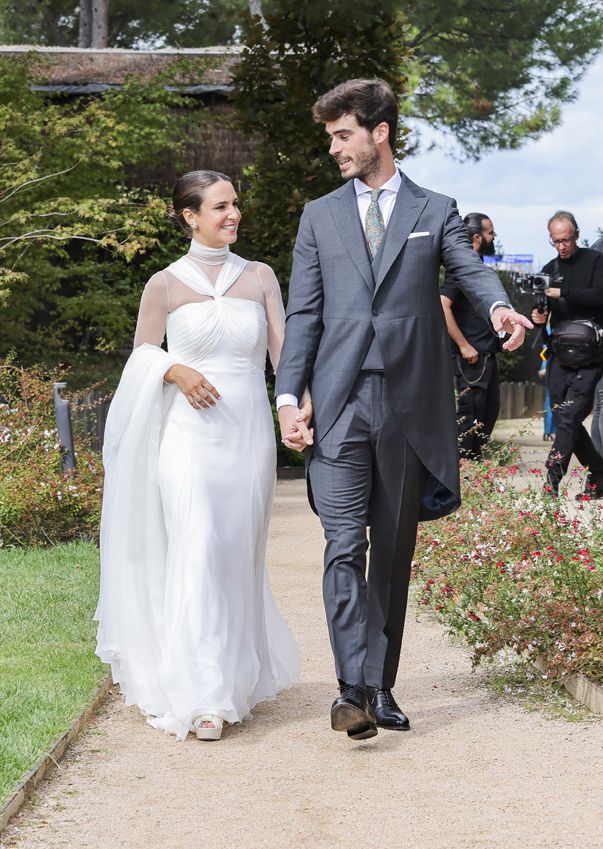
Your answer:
[512,272,562,313]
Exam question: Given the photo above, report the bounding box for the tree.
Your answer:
[0,0,248,48]
[397,0,603,157]
[232,0,413,283]
[0,55,205,375]
[1,1,601,158]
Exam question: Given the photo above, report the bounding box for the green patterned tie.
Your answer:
[365,188,385,258]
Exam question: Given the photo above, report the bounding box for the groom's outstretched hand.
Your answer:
[491,306,533,351]
[279,402,314,453]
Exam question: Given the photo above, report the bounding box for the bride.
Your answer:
[95,170,311,741]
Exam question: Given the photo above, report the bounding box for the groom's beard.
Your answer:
[335,141,380,182]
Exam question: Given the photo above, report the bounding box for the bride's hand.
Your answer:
[297,397,313,427]
[164,364,221,409]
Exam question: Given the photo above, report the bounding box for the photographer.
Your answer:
[441,213,503,459]
[532,210,603,498]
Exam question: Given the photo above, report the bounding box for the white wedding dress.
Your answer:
[95,241,299,740]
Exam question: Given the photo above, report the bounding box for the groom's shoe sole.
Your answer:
[331,702,378,740]
[347,721,378,740]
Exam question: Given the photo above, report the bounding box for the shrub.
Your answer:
[0,359,103,546]
[413,456,603,683]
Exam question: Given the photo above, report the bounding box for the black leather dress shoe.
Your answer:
[368,688,410,730]
[331,683,378,740]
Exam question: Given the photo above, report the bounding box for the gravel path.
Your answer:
[2,476,602,849]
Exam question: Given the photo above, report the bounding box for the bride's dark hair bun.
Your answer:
[170,170,231,237]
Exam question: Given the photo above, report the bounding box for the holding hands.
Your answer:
[278,399,314,453]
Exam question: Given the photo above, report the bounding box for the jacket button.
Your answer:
[372,309,380,316]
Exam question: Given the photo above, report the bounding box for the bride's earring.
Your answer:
[192,222,199,230]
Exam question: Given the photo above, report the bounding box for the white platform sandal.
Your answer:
[192,715,224,741]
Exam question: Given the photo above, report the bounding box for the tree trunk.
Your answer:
[78,0,93,47]
[91,0,109,48]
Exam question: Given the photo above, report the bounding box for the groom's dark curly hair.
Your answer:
[312,79,398,152]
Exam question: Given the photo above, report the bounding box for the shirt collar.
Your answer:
[354,169,401,197]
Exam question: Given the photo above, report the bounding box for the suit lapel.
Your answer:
[373,172,428,295]
[327,181,374,293]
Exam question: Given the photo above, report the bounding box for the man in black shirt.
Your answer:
[532,210,603,498]
[441,213,503,459]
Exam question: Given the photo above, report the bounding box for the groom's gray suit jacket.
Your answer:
[275,172,509,520]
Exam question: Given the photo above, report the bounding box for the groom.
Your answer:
[276,79,531,740]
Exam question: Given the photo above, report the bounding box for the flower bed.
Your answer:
[413,458,603,684]
[0,360,103,546]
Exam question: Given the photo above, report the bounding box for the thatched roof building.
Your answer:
[0,46,252,180]
[0,45,239,88]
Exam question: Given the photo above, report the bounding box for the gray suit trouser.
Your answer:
[308,372,428,690]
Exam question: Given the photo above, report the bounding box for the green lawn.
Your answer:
[0,542,105,806]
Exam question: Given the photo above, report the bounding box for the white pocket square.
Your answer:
[408,231,430,239]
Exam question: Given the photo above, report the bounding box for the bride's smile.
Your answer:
[183,180,241,249]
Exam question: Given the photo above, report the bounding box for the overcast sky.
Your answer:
[403,52,603,270]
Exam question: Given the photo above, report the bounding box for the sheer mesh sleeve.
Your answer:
[259,262,311,405]
[133,271,168,348]
[258,263,286,371]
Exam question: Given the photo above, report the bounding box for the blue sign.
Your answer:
[503,254,534,264]
[483,253,533,266]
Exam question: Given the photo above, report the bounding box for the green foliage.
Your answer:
[232,0,413,283]
[2,1,601,158]
[414,456,603,683]
[399,0,603,157]
[0,359,104,546]
[0,55,203,368]
[0,541,104,805]
[0,0,248,47]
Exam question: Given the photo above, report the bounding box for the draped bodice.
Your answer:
[133,246,287,376]
[166,297,268,370]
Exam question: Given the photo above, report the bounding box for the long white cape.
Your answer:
[95,343,179,703]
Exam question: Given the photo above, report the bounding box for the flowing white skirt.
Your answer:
[96,345,299,740]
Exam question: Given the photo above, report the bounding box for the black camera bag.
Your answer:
[548,257,603,368]
[551,319,603,368]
